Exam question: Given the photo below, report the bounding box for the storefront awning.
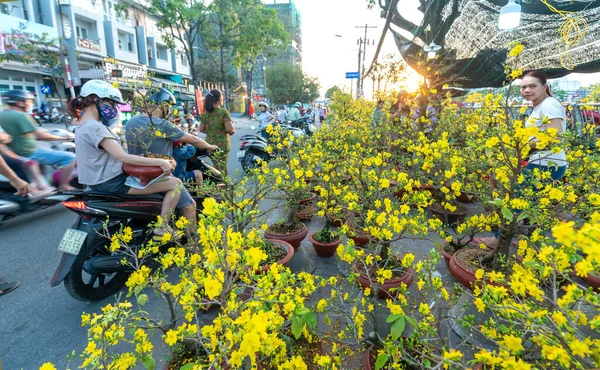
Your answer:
[0,63,51,76]
[151,77,187,90]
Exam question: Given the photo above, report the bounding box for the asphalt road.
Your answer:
[0,117,256,370]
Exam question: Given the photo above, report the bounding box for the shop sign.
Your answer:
[77,38,101,53]
[103,57,147,80]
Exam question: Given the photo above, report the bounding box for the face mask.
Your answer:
[96,101,119,126]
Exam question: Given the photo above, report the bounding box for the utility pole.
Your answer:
[355,24,377,98]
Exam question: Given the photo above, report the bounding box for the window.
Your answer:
[156,45,168,61]
[25,86,36,94]
[12,85,24,90]
[0,74,9,80]
[25,77,35,83]
[12,76,23,81]
[128,35,134,52]
[76,26,88,39]
[0,84,9,93]
[118,39,123,50]
[181,53,187,66]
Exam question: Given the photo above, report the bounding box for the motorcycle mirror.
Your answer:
[250,125,256,130]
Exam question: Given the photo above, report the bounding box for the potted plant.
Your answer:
[308,225,343,258]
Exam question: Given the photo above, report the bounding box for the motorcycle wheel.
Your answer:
[242,151,269,173]
[63,236,132,302]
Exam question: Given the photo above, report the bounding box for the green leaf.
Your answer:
[386,314,404,323]
[375,353,390,370]
[141,356,155,370]
[291,316,302,339]
[501,206,513,221]
[484,147,493,158]
[424,358,431,367]
[390,316,405,340]
[296,307,311,316]
[138,294,148,306]
[324,315,331,325]
[516,212,529,222]
[306,312,317,329]
[406,315,418,329]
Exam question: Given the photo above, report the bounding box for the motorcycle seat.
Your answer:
[65,190,164,201]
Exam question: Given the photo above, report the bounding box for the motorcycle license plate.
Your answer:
[237,150,246,159]
[57,229,88,255]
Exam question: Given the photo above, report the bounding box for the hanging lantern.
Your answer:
[424,42,441,59]
[499,0,521,30]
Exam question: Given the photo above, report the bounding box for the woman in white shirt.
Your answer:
[521,70,568,180]
[257,102,275,139]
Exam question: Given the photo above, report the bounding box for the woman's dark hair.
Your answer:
[523,71,552,97]
[203,89,222,113]
[68,95,97,118]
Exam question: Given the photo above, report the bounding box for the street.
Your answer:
[0,116,256,370]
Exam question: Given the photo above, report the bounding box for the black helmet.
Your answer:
[2,90,35,105]
[148,88,176,106]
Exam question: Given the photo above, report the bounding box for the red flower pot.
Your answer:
[298,192,316,205]
[583,273,600,292]
[257,239,294,273]
[429,204,469,226]
[308,232,342,258]
[122,164,163,186]
[264,223,308,250]
[296,203,315,221]
[457,192,476,203]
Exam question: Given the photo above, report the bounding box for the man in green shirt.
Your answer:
[0,90,75,191]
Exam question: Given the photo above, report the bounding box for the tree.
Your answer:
[140,0,210,107]
[369,53,407,94]
[195,56,238,87]
[325,86,342,100]
[1,33,69,126]
[266,63,320,104]
[231,0,289,116]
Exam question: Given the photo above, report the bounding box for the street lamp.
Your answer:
[424,41,441,59]
[498,0,521,30]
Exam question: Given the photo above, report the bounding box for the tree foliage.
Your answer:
[325,86,342,100]
[266,63,320,104]
[370,53,407,93]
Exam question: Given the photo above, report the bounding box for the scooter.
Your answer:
[51,169,223,301]
[237,123,304,173]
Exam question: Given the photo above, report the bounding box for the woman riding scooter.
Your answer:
[70,80,183,239]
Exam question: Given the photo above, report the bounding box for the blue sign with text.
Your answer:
[345,72,360,79]
[40,85,51,94]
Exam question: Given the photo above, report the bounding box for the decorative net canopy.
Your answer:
[381,0,600,87]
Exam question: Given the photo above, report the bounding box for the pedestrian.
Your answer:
[371,100,385,127]
[390,90,410,121]
[319,104,326,123]
[199,89,235,175]
[277,105,287,122]
[480,70,568,249]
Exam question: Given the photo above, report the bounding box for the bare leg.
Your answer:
[128,177,182,233]
[23,161,54,191]
[58,160,77,192]
[193,170,203,186]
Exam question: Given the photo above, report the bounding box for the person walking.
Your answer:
[199,89,235,175]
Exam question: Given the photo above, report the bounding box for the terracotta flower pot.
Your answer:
[363,349,373,370]
[326,211,349,227]
[457,192,476,203]
[583,273,600,292]
[429,203,469,226]
[353,263,414,299]
[308,232,342,258]
[123,164,163,186]
[448,248,484,291]
[440,238,492,268]
[264,223,308,250]
[296,203,315,221]
[297,192,317,205]
[257,239,294,273]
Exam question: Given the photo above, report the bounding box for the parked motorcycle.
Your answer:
[289,117,315,136]
[238,123,304,173]
[51,163,224,301]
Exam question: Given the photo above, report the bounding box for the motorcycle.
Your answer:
[289,117,315,136]
[237,123,304,173]
[0,129,79,224]
[51,161,224,302]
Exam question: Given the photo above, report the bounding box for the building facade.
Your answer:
[0,0,194,107]
[264,0,302,67]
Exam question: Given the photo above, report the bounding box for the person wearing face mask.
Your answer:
[125,88,218,225]
[70,80,184,239]
[0,90,76,192]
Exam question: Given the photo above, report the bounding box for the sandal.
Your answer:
[152,229,183,242]
[0,281,20,296]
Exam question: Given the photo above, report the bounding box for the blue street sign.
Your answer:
[346,72,360,79]
[40,85,51,94]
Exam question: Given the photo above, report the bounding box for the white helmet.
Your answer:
[80,80,124,103]
[259,101,268,109]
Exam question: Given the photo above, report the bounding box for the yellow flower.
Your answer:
[165,330,178,346]
[316,299,328,312]
[442,349,463,361]
[510,68,523,79]
[575,259,593,278]
[419,302,430,315]
[39,363,57,370]
[475,269,484,280]
[509,43,524,57]
[111,81,119,88]
[500,334,524,354]
[474,297,486,313]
